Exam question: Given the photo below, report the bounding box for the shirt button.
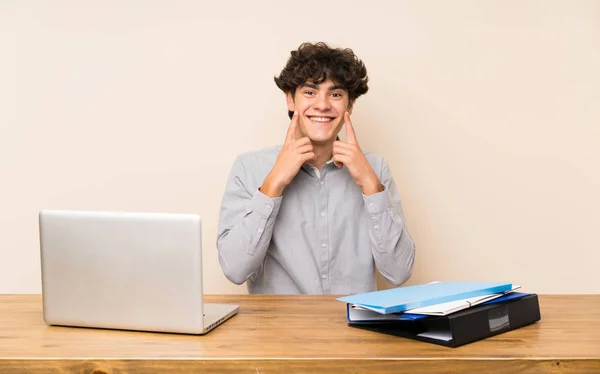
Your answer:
[265,204,271,211]
[374,225,379,230]
[321,243,327,248]
[320,181,324,186]
[258,228,263,233]
[320,212,326,217]
[322,274,327,279]
[369,203,374,209]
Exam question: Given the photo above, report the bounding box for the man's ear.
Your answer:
[286,92,295,112]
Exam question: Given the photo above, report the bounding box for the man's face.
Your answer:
[286,78,353,145]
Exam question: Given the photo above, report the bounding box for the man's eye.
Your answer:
[331,93,342,98]
[304,90,315,96]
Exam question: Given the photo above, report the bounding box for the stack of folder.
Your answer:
[337,281,541,347]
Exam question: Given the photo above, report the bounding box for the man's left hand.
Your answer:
[333,112,384,196]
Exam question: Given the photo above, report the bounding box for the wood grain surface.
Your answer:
[1,294,599,373]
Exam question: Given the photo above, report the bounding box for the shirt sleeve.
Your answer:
[216,156,282,285]
[362,158,415,285]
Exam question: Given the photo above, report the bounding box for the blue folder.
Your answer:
[482,291,529,305]
[346,292,531,323]
[337,281,513,314]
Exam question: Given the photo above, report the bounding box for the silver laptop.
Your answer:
[39,210,239,334]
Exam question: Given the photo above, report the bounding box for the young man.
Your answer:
[216,42,415,294]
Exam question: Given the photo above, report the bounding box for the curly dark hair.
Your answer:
[274,42,369,117]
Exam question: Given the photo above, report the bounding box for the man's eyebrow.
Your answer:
[328,85,346,91]
[300,83,319,89]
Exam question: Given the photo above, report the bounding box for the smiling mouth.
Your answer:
[307,116,336,124]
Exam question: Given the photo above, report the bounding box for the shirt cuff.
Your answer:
[251,188,282,218]
[363,186,393,215]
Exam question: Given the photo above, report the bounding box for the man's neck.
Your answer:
[309,142,334,170]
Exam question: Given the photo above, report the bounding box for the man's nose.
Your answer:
[313,94,332,111]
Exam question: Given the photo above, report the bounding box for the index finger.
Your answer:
[344,112,357,144]
[285,111,299,144]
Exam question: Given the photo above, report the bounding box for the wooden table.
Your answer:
[1,294,599,373]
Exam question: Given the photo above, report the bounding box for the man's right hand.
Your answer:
[260,111,315,197]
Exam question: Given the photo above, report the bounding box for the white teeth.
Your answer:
[310,117,333,122]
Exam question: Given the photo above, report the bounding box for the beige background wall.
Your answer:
[1,1,598,294]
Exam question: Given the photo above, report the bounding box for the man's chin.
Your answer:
[308,136,336,145]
